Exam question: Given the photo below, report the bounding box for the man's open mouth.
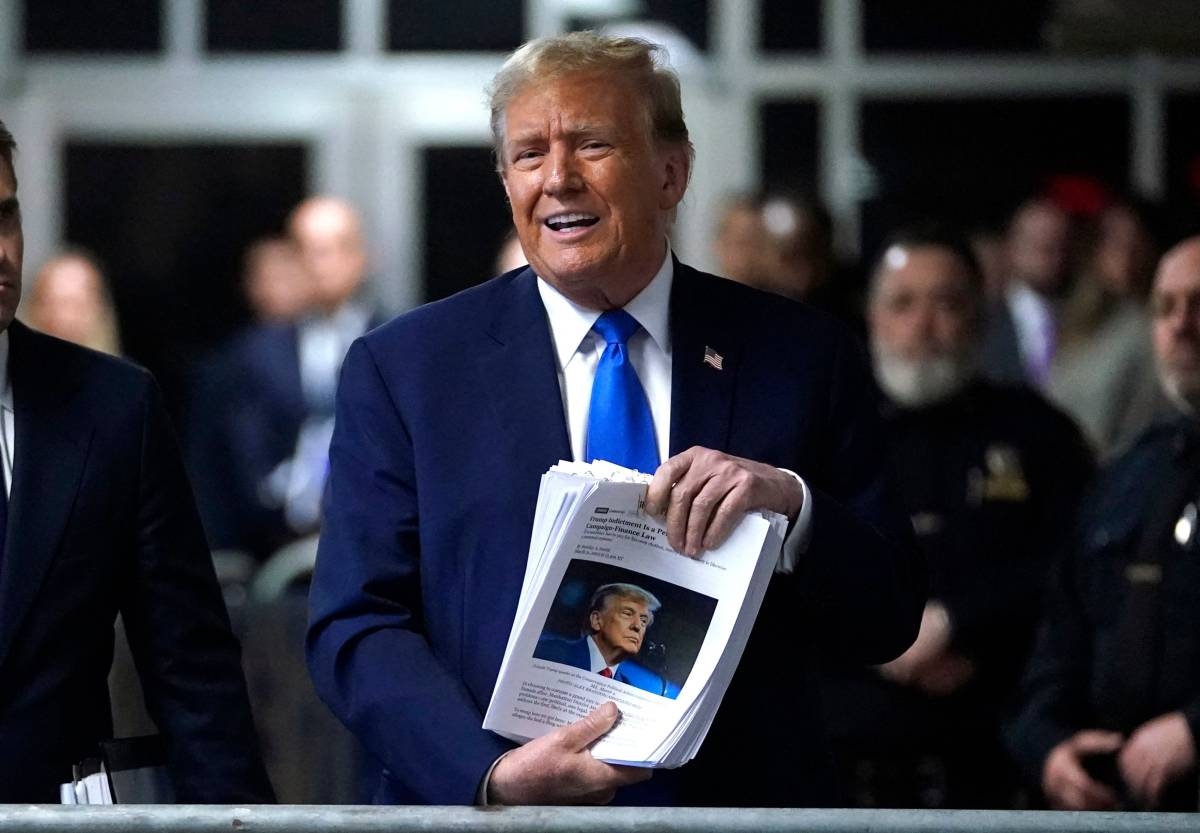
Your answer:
[545,213,599,231]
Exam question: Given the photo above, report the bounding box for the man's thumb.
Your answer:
[561,702,620,750]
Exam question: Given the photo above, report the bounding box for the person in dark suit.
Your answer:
[534,583,681,699]
[820,224,1093,809]
[189,198,378,558]
[1006,237,1200,811]
[0,122,274,803]
[307,32,924,808]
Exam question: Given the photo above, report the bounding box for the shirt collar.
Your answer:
[586,634,616,673]
[0,328,11,413]
[536,246,674,371]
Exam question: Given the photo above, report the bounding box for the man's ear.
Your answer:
[658,144,690,211]
[498,167,512,204]
[588,610,602,633]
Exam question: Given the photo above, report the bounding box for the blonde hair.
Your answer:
[487,31,693,167]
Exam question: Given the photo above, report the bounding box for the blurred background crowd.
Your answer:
[10,0,1200,811]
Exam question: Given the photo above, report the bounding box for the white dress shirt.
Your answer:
[1007,282,1056,387]
[535,247,811,571]
[0,329,13,498]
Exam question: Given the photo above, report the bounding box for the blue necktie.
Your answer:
[585,309,660,474]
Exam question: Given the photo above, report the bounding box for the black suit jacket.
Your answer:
[0,322,274,803]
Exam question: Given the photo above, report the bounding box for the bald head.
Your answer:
[288,196,367,314]
[1152,237,1200,414]
[28,252,119,354]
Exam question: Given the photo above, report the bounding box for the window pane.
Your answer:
[388,0,523,52]
[64,141,309,413]
[863,0,1052,54]
[860,96,1130,256]
[421,146,513,303]
[207,0,342,53]
[24,0,161,54]
[760,100,821,195]
[760,0,821,53]
[1167,94,1200,243]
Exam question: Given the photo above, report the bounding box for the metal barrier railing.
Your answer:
[0,806,1195,833]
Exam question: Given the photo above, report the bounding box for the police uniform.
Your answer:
[1006,414,1200,811]
[821,378,1093,808]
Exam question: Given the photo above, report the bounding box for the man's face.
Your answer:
[589,594,653,661]
[1008,202,1071,295]
[0,160,22,331]
[869,245,977,362]
[1152,241,1200,412]
[292,203,367,311]
[30,256,102,345]
[500,72,688,310]
[714,203,766,287]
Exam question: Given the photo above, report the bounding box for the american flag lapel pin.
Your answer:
[703,346,724,370]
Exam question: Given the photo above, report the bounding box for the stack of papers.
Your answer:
[483,460,786,768]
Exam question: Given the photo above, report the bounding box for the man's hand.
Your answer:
[1041,730,1124,810]
[877,602,973,694]
[487,702,651,805]
[1118,711,1196,809]
[878,602,954,686]
[644,447,804,556]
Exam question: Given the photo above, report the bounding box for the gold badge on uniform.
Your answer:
[976,444,1030,503]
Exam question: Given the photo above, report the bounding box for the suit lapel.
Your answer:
[479,269,572,474]
[0,323,93,669]
[668,262,742,456]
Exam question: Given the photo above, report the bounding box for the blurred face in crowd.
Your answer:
[1152,238,1200,414]
[590,593,653,663]
[499,71,689,310]
[869,244,979,407]
[28,254,109,348]
[289,197,367,315]
[1008,200,1071,296]
[1092,204,1155,298]
[758,199,831,301]
[0,159,22,332]
[244,239,313,323]
[714,200,766,287]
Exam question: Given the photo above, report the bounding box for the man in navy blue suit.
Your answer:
[534,583,681,699]
[307,32,924,807]
[0,121,274,803]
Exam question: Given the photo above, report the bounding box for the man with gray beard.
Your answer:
[1007,236,1200,811]
[821,224,1092,808]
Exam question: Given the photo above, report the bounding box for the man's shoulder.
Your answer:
[672,262,852,347]
[615,660,679,697]
[365,268,531,346]
[532,633,587,664]
[963,379,1087,442]
[13,322,154,400]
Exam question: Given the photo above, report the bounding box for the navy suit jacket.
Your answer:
[533,635,681,699]
[0,322,274,803]
[307,263,924,806]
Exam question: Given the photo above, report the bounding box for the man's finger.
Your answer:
[664,469,710,552]
[1073,730,1124,755]
[1071,774,1118,810]
[645,451,694,517]
[700,487,748,552]
[559,702,620,751]
[683,479,733,556]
